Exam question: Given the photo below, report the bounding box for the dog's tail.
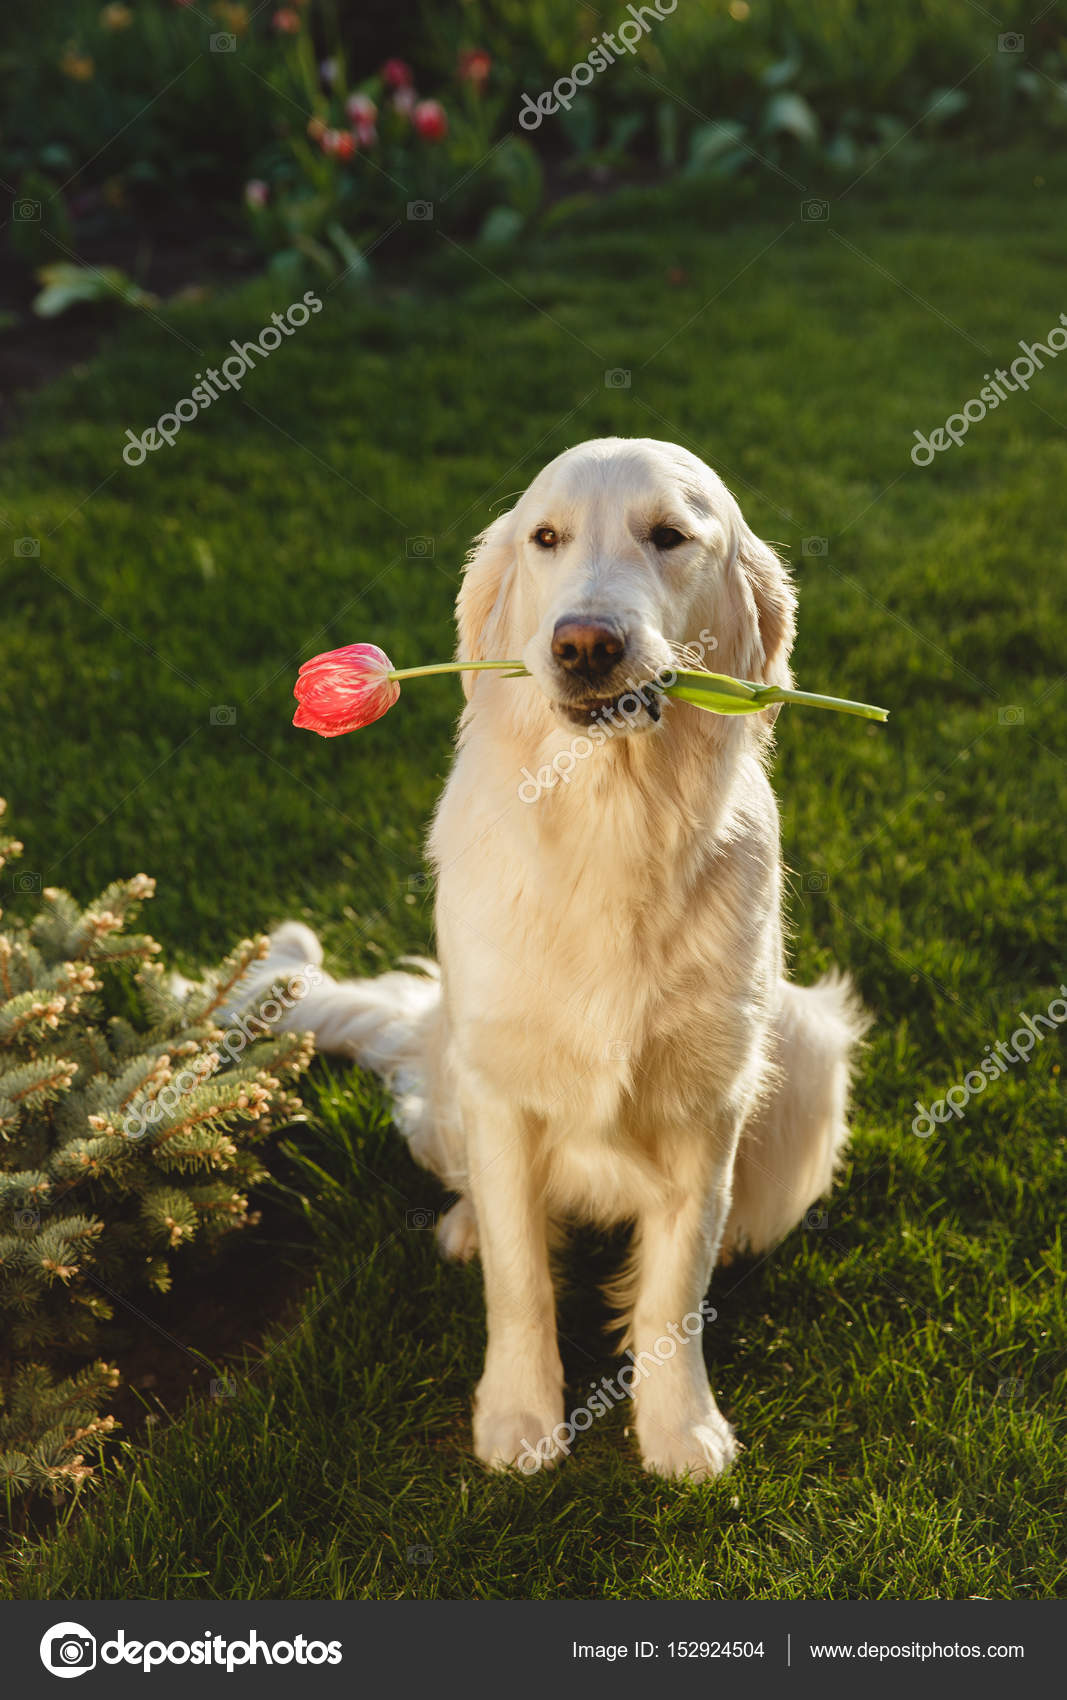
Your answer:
[721,971,871,1259]
[231,921,438,1076]
[228,922,461,1180]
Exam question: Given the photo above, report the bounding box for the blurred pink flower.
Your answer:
[244,179,270,208]
[392,86,417,118]
[293,645,400,737]
[321,128,355,159]
[345,92,377,125]
[272,8,301,32]
[413,99,448,142]
[382,58,413,89]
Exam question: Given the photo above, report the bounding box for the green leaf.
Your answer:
[540,193,597,232]
[668,669,759,700]
[668,686,767,715]
[656,99,679,169]
[664,668,888,722]
[479,205,525,247]
[32,264,155,319]
[684,121,748,177]
[760,54,802,90]
[326,221,370,287]
[37,145,75,173]
[556,94,598,158]
[824,134,860,170]
[920,88,970,128]
[491,136,544,219]
[607,113,644,156]
[267,248,307,291]
[666,670,764,716]
[762,91,821,147]
[292,233,338,278]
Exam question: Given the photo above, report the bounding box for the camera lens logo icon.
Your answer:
[40,1622,97,1678]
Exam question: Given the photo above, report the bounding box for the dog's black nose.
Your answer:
[551,616,626,680]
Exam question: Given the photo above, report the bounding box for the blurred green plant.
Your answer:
[32,262,157,318]
[3,1,1066,304]
[241,20,543,283]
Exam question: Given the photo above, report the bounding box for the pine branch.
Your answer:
[183,936,271,1022]
[0,803,313,1512]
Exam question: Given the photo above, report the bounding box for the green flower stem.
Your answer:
[754,685,889,722]
[385,659,889,722]
[387,660,528,681]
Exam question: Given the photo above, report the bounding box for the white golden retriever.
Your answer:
[248,437,868,1480]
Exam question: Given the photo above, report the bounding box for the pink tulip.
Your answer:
[321,127,355,159]
[346,92,377,125]
[392,86,417,118]
[244,179,270,209]
[413,99,448,142]
[354,119,377,148]
[382,58,413,89]
[293,645,401,737]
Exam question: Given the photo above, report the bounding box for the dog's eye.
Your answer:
[650,525,688,551]
[532,526,559,550]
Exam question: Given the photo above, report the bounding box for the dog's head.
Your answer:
[456,438,796,734]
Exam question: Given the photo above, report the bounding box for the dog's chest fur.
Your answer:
[432,717,781,1174]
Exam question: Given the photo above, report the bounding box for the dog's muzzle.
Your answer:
[546,615,668,728]
[555,678,667,728]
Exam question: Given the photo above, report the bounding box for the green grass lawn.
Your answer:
[1,148,1065,1599]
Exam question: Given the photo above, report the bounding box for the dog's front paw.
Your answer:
[473,1394,567,1475]
[437,1195,479,1262]
[637,1404,738,1482]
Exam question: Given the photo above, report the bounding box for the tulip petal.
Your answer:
[292,642,400,736]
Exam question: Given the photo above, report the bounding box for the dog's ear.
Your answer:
[737,521,796,688]
[455,511,518,698]
[716,514,797,693]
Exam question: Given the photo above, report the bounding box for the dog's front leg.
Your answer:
[630,1142,740,1482]
[463,1088,565,1472]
